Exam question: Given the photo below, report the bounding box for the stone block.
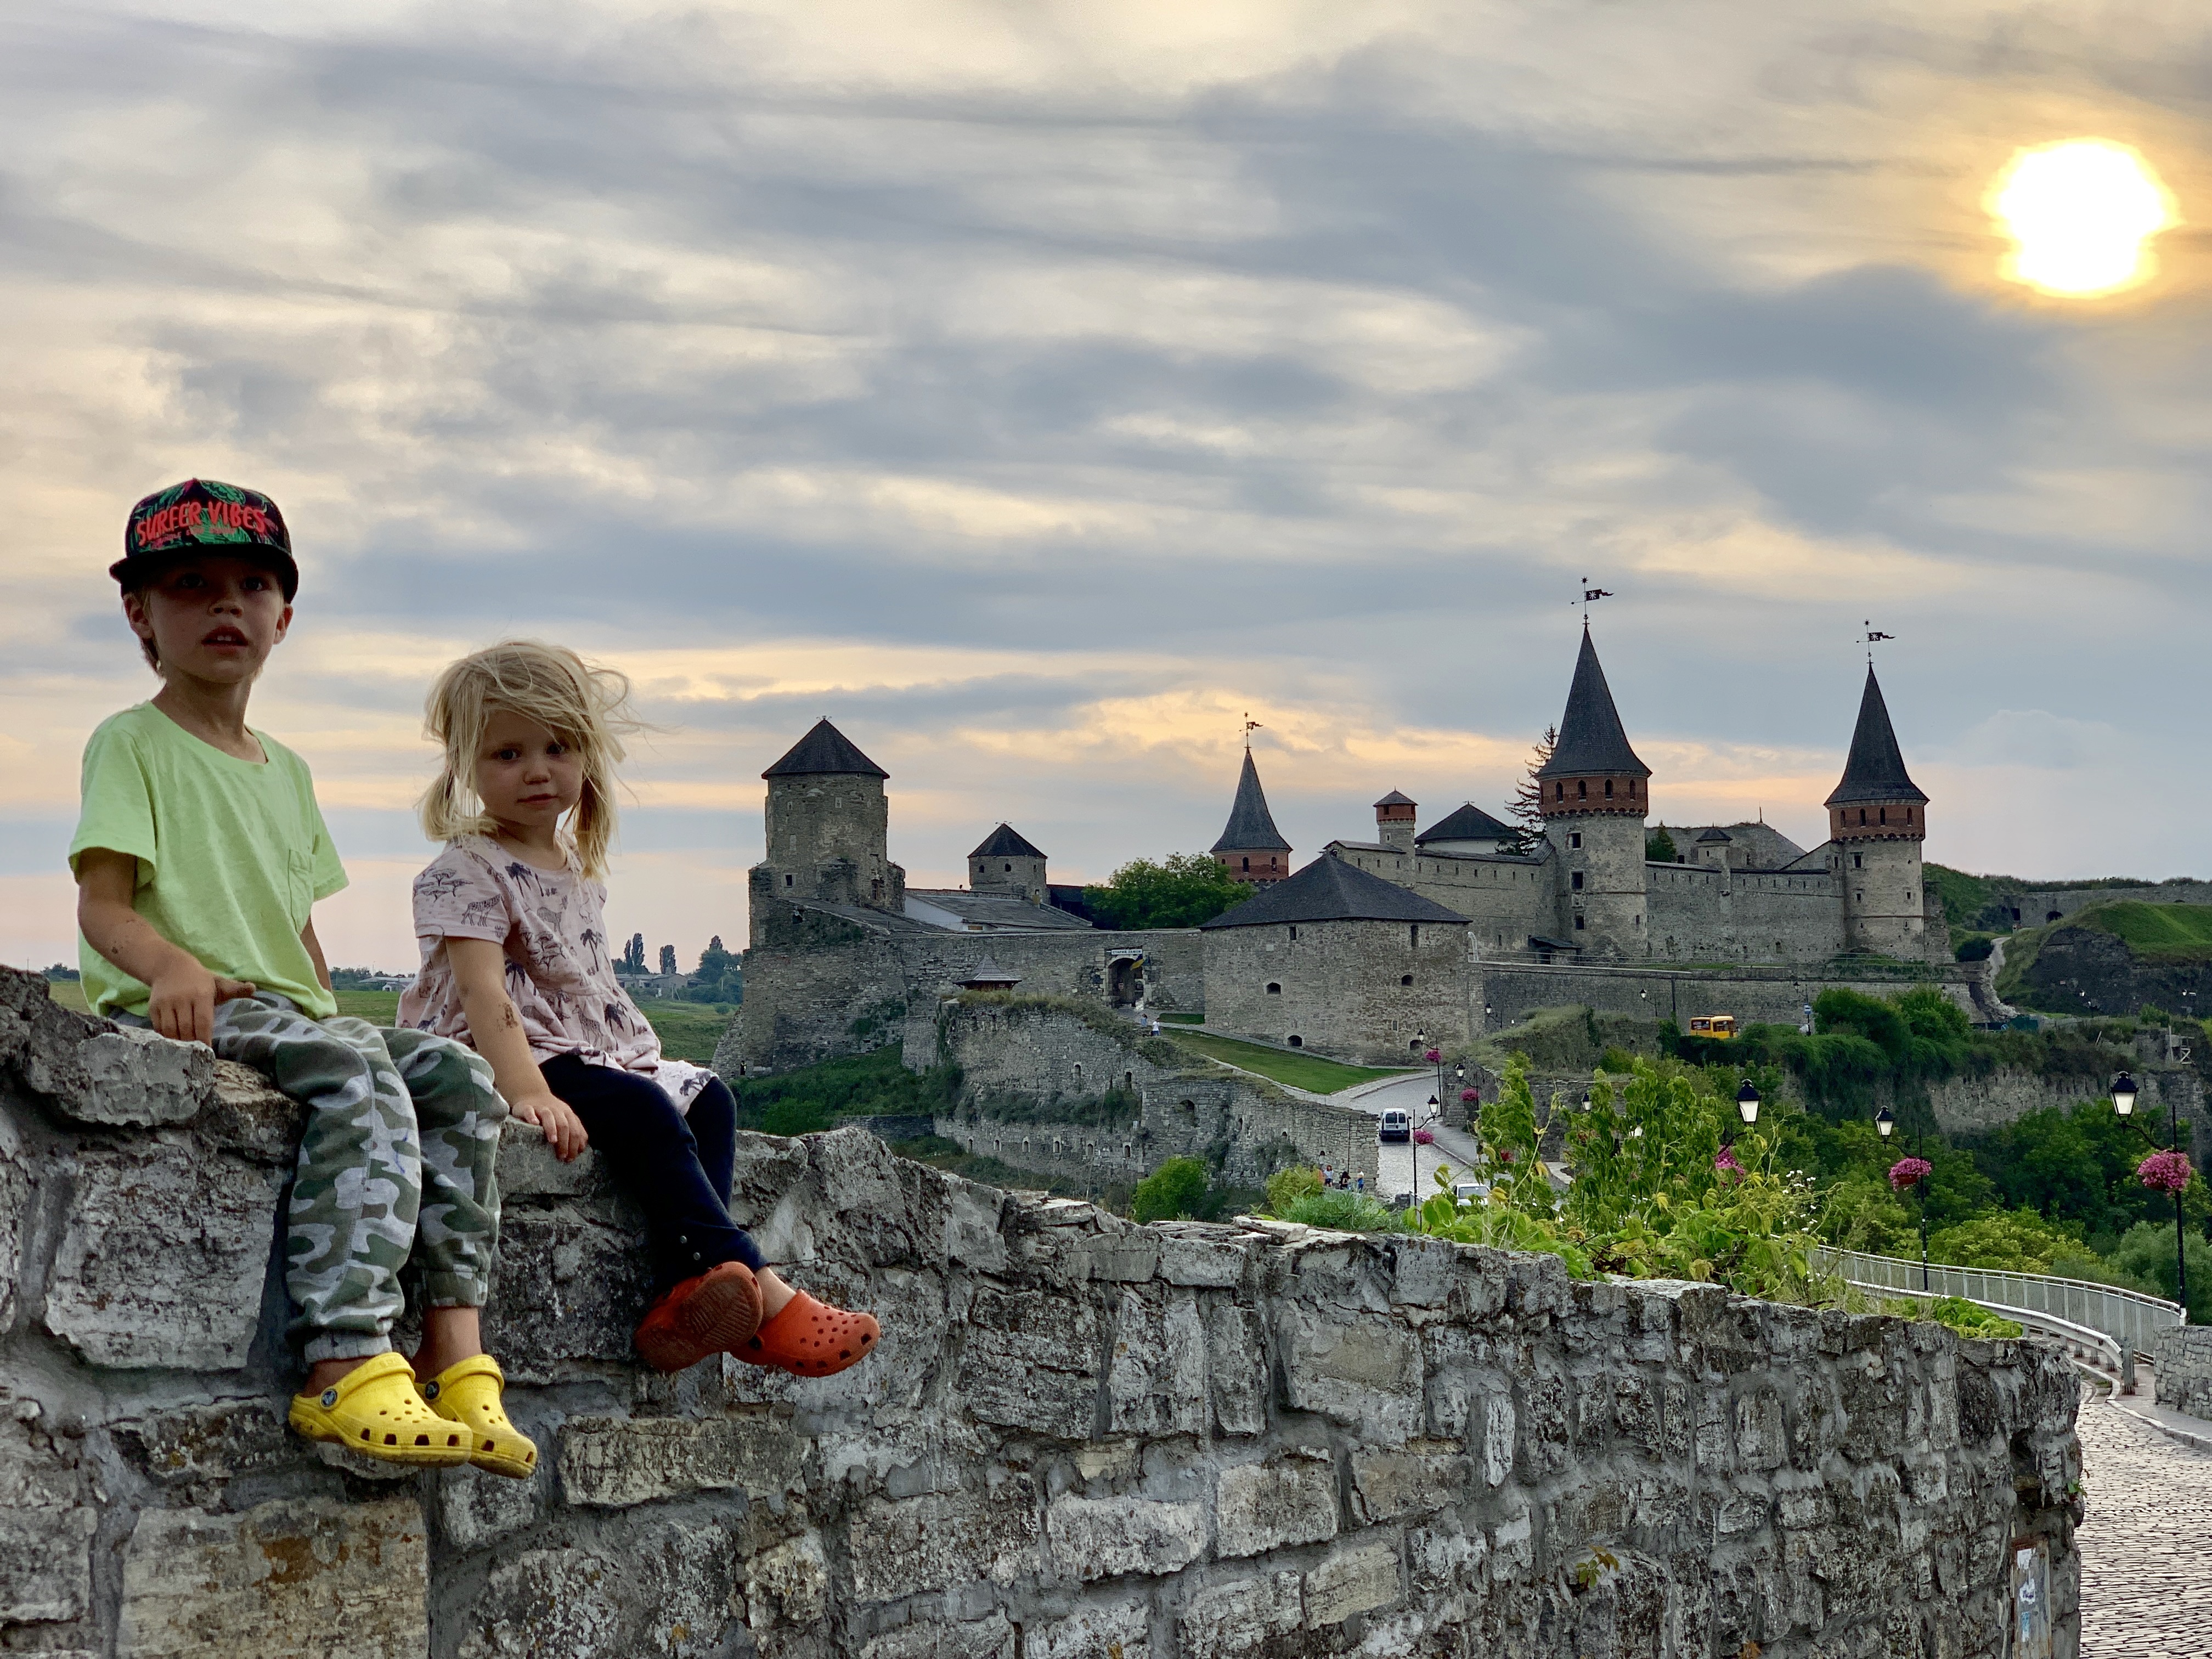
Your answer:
[71,1024,212,1127]
[482,1210,652,1383]
[1349,1443,1470,1524]
[560,1412,806,1508]
[200,1061,304,1164]
[0,1107,27,1330]
[944,1173,1009,1274]
[857,1612,1015,1659]
[435,1459,544,1554]
[848,1476,1041,1603]
[1274,1305,1421,1439]
[744,1529,831,1633]
[1047,1493,1207,1581]
[496,1118,602,1198]
[959,1285,1102,1440]
[456,1517,744,1658]
[1023,1600,1152,1658]
[1303,1539,1401,1627]
[1154,1228,1252,1289]
[0,1505,97,1625]
[1479,1391,1516,1487]
[43,1137,284,1369]
[1203,1302,1268,1438]
[1215,1451,1337,1558]
[1107,1288,1206,1438]
[116,1396,292,1492]
[117,1495,428,1658]
[1176,1570,1301,1659]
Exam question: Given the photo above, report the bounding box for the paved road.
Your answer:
[2076,1391,2212,1657]
[1334,1072,1486,1201]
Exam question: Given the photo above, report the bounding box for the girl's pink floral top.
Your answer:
[398,834,714,1113]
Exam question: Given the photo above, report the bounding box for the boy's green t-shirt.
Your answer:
[69,704,348,1021]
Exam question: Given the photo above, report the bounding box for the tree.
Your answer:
[1646,825,1677,864]
[1131,1157,1211,1222]
[1084,854,1250,930]
[1503,725,1556,853]
[658,944,678,977]
[620,933,646,974]
[691,936,744,1005]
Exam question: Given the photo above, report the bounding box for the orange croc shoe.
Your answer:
[633,1261,763,1374]
[737,1290,879,1378]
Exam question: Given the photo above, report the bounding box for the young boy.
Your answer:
[70,478,535,1477]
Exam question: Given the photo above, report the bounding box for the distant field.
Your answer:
[1163,1030,1413,1094]
[38,979,734,1065]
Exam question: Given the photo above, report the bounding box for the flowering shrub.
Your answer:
[2138,1150,2194,1194]
[1888,1156,1933,1192]
[1412,1127,1435,1145]
[1713,1146,1744,1180]
[1460,1087,1480,1104]
[1423,1048,1442,1064]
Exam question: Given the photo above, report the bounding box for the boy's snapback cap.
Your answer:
[112,478,297,599]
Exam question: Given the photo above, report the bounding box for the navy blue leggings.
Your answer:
[540,1056,764,1294]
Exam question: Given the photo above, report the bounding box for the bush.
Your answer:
[1926,1209,2084,1273]
[1131,1157,1210,1223]
[734,1046,956,1137]
[1265,1165,1324,1215]
[1922,1296,2024,1340]
[2106,1221,2212,1323]
[1083,854,1250,930]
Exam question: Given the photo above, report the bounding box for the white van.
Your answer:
[1378,1109,1410,1143]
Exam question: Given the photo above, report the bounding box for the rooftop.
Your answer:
[1210,751,1292,853]
[1536,627,1650,780]
[970,823,1046,860]
[1416,803,1514,844]
[763,718,889,781]
[1826,665,1927,806]
[906,890,1095,932]
[1202,853,1470,929]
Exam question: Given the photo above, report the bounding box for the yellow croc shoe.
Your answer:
[420,1355,538,1479]
[289,1351,470,1466]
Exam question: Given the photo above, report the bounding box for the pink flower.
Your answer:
[1459,1087,1480,1104]
[2139,1150,2194,1194]
[1413,1128,1435,1145]
[1424,1048,1442,1064]
[1714,1147,1744,1179]
[1888,1156,1933,1192]
[1497,1147,1515,1163]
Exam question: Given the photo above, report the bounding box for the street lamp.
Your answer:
[2108,1071,2188,1313]
[1875,1104,1932,1289]
[1735,1079,1760,1126]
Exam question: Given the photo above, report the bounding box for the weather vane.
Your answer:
[1577,578,1614,624]
[1243,713,1262,752]
[1863,620,1895,664]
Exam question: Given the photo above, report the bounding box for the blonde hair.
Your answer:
[419,640,643,878]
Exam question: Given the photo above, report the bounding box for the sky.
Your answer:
[5,1,2212,975]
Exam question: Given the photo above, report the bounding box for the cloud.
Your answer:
[7,1,2212,969]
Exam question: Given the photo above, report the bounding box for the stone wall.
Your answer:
[2002,922,2212,1020]
[2,968,2085,1658]
[1330,844,1555,953]
[1645,864,1849,966]
[923,996,1381,1189]
[1203,917,1471,1065]
[1474,960,1979,1036]
[2151,1325,2212,1422]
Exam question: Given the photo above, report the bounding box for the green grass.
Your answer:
[2072,901,2212,964]
[1160,1030,1414,1094]
[44,978,733,1064]
[1155,1010,1205,1025]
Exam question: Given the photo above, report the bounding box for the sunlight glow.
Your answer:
[1990,140,2176,296]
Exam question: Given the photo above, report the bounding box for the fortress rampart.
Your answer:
[0,968,2082,1657]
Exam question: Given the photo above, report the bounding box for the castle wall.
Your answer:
[1842,839,1932,960]
[2010,881,2212,927]
[1645,864,1848,964]
[1330,844,1556,952]
[1474,960,1979,1035]
[1203,917,1472,1065]
[1545,814,1644,961]
[0,968,2084,1659]
[763,773,904,911]
[930,997,1380,1187]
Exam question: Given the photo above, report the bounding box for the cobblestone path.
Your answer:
[2076,1391,2212,1657]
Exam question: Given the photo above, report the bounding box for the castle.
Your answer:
[737,628,1960,1070]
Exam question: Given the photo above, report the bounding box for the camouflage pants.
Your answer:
[211,995,506,1362]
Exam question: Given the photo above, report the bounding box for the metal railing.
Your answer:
[1818,1246,2183,1390]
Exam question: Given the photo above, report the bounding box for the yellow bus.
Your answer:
[1685,1015,1737,1040]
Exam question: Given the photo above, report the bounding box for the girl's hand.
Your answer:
[509,1091,589,1161]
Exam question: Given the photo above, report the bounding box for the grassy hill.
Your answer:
[2071,901,2212,963]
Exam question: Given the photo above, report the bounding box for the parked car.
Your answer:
[1378,1109,1410,1143]
[1452,1178,1489,1204]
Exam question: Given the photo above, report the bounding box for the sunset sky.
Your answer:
[5,2,2211,974]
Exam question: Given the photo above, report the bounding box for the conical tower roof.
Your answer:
[1825,665,1926,806]
[763,718,888,780]
[1210,752,1291,853]
[1536,626,1649,778]
[970,823,1045,859]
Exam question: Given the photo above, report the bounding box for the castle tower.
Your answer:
[1537,625,1651,958]
[1211,751,1291,886]
[969,823,1048,905]
[756,718,906,913]
[1826,666,1929,958]
[1373,791,1417,854]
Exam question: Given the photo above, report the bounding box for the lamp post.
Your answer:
[1876,1103,1931,1291]
[2113,1070,2189,1313]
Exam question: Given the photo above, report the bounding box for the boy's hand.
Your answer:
[509,1091,589,1162]
[147,963,257,1045]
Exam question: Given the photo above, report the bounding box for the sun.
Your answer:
[1989,139,2177,297]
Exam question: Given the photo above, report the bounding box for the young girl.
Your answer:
[397,641,879,1378]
